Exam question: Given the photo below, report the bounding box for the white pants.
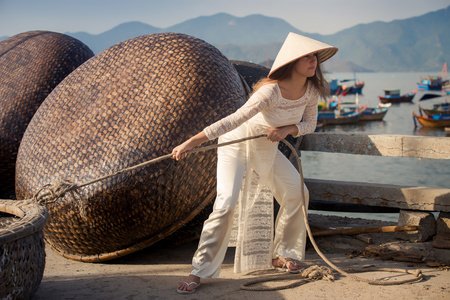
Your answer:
[191,132,309,278]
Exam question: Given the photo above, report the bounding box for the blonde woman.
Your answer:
[173,32,337,294]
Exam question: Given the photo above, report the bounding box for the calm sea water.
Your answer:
[306,72,449,222]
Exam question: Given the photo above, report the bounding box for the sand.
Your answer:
[32,214,450,300]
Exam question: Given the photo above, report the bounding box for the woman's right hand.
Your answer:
[171,131,209,161]
[172,140,193,161]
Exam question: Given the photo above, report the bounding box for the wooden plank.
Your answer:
[300,132,450,159]
[305,178,450,212]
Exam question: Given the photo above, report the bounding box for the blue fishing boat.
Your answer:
[318,108,362,125]
[340,94,390,121]
[417,77,448,91]
[328,74,364,96]
[417,62,448,91]
[378,89,415,103]
[359,104,390,121]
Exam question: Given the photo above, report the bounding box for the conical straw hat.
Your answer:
[268,32,338,78]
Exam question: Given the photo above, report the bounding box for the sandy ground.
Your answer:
[32,214,450,300]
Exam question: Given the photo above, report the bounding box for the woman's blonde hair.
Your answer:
[252,59,329,99]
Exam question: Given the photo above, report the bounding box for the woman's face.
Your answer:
[293,53,317,78]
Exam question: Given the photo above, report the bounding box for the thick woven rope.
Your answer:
[0,31,94,199]
[0,199,49,299]
[15,32,247,261]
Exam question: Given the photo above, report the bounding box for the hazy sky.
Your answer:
[0,0,449,37]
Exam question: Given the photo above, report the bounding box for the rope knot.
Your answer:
[301,265,335,281]
[33,180,77,204]
[32,179,87,219]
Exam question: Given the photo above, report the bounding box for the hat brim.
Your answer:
[268,47,338,78]
[267,32,338,78]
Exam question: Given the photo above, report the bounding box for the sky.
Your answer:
[0,0,449,38]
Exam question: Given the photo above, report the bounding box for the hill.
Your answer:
[1,7,448,72]
[322,6,450,72]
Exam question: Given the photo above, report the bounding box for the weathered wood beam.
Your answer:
[300,132,450,159]
[305,178,450,212]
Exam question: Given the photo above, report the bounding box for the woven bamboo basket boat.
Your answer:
[15,33,248,262]
[0,31,94,199]
[0,199,49,299]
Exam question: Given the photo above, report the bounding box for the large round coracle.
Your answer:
[0,31,94,199]
[15,32,247,261]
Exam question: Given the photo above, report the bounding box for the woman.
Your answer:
[173,32,337,294]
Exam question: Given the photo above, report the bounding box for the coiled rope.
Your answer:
[29,134,423,288]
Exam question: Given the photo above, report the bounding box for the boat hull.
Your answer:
[341,83,364,96]
[15,33,247,261]
[417,83,444,91]
[413,114,450,128]
[0,31,94,199]
[379,93,414,103]
[318,111,361,125]
[360,108,389,121]
[422,108,450,117]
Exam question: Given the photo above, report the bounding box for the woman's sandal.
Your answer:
[273,257,301,274]
[176,281,201,294]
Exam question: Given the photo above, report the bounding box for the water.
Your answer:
[306,72,450,222]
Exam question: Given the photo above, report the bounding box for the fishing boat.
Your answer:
[421,102,450,117]
[340,94,390,121]
[341,82,365,96]
[341,105,389,121]
[329,78,341,95]
[417,77,448,91]
[359,104,391,121]
[417,62,449,91]
[318,107,363,125]
[417,93,450,117]
[412,91,450,127]
[412,111,450,128]
[378,89,415,103]
[328,74,364,96]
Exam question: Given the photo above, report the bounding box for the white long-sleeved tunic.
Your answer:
[204,82,318,140]
[203,81,319,273]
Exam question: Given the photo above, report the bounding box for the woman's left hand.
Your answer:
[266,126,288,142]
[266,125,298,142]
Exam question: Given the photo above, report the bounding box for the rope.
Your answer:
[240,139,423,291]
[240,265,423,291]
[31,134,266,206]
[241,265,335,291]
[29,134,423,288]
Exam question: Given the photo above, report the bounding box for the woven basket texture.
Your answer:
[15,33,247,261]
[0,199,49,299]
[231,60,269,89]
[0,31,94,199]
